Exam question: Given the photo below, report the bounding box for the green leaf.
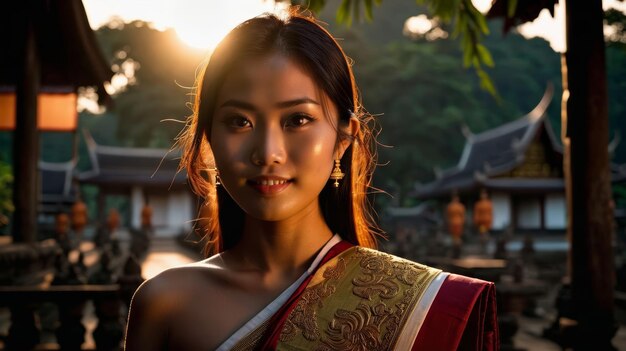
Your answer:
[464,0,489,35]
[337,0,352,25]
[472,56,480,68]
[431,0,459,21]
[507,0,518,18]
[452,12,467,38]
[462,40,473,67]
[365,0,374,21]
[306,0,327,14]
[354,0,361,22]
[477,68,499,100]
[473,9,490,34]
[476,43,494,67]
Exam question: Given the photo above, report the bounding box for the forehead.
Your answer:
[216,54,321,104]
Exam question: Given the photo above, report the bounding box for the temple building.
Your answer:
[39,160,76,215]
[78,131,195,237]
[415,88,569,233]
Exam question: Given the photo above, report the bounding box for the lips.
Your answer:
[247,176,292,195]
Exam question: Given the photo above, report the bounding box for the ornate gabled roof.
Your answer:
[415,85,560,199]
[78,130,187,188]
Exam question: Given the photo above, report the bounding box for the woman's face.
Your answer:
[210,54,350,222]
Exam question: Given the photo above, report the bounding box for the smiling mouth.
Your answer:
[247,178,293,195]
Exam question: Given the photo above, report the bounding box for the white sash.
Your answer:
[396,272,449,351]
[215,234,342,351]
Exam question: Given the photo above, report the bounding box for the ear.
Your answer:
[336,116,360,159]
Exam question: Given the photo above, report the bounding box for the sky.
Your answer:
[81,0,626,53]
[82,0,287,50]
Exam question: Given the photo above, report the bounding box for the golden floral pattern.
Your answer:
[279,257,347,342]
[316,303,391,351]
[277,247,441,351]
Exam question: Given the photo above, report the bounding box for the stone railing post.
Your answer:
[5,304,40,350]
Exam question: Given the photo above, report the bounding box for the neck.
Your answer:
[227,201,334,277]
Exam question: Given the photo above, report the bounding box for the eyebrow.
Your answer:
[218,98,320,110]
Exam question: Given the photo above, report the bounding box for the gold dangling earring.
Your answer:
[214,168,221,186]
[329,159,344,187]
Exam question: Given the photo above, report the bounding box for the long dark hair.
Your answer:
[178,9,381,256]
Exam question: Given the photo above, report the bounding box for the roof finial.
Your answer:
[461,124,473,139]
[528,82,554,120]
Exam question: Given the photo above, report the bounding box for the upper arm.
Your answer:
[124,277,172,351]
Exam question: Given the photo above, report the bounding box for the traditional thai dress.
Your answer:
[216,235,499,351]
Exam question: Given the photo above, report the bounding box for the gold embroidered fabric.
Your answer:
[277,247,441,351]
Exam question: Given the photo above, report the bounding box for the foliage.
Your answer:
[91,21,205,147]
[0,160,14,233]
[293,0,626,206]
[605,8,626,49]
[614,184,626,210]
[294,0,497,95]
[315,3,562,205]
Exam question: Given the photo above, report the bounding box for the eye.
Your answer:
[284,113,314,129]
[226,115,252,129]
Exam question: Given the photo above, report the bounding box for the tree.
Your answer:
[91,20,205,148]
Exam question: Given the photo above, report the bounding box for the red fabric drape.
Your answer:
[413,274,499,350]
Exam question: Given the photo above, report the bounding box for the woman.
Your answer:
[125,10,498,351]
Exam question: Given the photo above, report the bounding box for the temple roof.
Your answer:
[0,0,111,97]
[415,85,561,199]
[39,160,76,213]
[78,131,187,189]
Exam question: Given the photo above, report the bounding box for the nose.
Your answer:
[250,124,286,166]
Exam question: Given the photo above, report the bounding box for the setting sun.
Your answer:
[168,1,288,49]
[82,0,288,51]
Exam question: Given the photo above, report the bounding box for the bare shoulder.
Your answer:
[130,256,228,311]
[124,257,226,351]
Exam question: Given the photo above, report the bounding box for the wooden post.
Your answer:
[563,0,616,348]
[12,9,40,243]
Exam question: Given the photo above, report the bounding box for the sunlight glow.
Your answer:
[404,15,433,35]
[518,4,566,53]
[171,1,288,49]
[471,0,492,14]
[403,15,448,41]
[142,252,196,280]
[82,0,289,50]
[77,87,105,114]
[471,0,625,53]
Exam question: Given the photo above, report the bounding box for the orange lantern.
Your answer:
[55,213,70,236]
[473,189,493,234]
[141,204,153,229]
[71,199,88,233]
[107,208,121,233]
[0,92,78,131]
[446,194,466,243]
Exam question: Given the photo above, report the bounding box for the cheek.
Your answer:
[289,130,337,172]
[210,133,246,173]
